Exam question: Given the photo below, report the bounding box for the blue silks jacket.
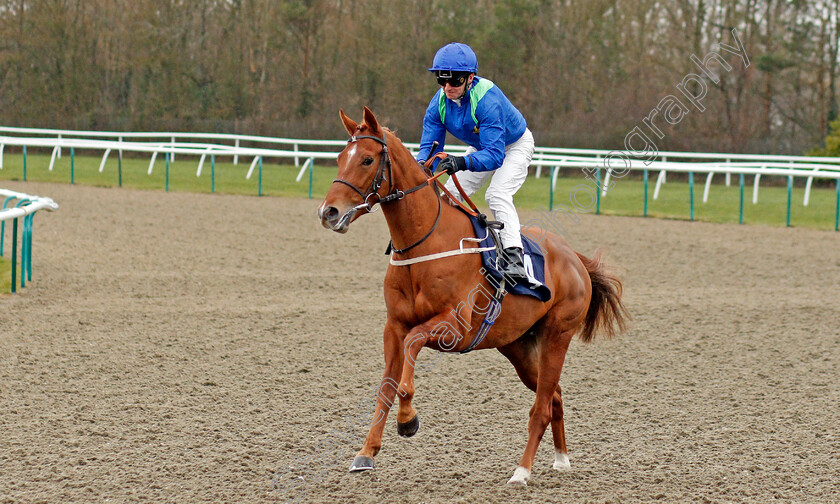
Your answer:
[417,76,527,172]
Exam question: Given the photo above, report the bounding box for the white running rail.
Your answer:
[1,126,839,206]
[0,188,59,222]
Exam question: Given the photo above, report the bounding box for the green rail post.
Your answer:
[165,153,170,191]
[595,166,601,215]
[118,151,123,187]
[689,172,694,221]
[643,169,649,217]
[14,200,30,290]
[258,157,263,196]
[22,146,27,181]
[20,216,27,289]
[308,158,314,199]
[211,155,216,193]
[25,213,33,281]
[1,196,15,255]
[548,167,555,211]
[786,176,792,227]
[739,173,745,224]
[835,178,839,231]
[70,147,75,184]
[11,217,17,293]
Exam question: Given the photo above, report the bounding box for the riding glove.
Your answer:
[438,155,467,175]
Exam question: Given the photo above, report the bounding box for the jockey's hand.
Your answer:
[438,155,467,175]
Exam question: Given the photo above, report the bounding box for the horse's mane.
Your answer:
[382,127,402,142]
[380,127,411,157]
[354,123,396,135]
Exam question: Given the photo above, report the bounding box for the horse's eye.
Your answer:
[362,157,374,166]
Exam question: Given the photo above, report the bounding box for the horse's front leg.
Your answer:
[350,314,462,471]
[396,312,465,438]
[349,320,406,472]
[395,327,429,438]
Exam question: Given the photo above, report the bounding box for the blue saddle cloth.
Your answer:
[468,215,552,302]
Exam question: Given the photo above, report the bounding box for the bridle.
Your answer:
[331,131,442,254]
[332,133,394,212]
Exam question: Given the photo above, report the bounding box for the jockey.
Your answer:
[416,42,535,283]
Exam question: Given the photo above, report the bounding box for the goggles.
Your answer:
[435,70,469,87]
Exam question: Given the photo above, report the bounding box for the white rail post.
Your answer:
[197,148,211,177]
[48,146,59,171]
[602,167,612,196]
[295,157,314,182]
[752,167,764,204]
[99,149,112,173]
[703,172,714,203]
[234,139,240,165]
[653,170,667,200]
[246,157,260,179]
[148,151,159,175]
[804,166,819,207]
[294,143,300,167]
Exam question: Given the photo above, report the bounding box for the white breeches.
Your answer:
[444,128,535,249]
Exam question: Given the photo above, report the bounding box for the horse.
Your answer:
[318,107,628,486]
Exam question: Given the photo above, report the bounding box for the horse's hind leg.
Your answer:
[550,386,571,470]
[499,333,571,472]
[500,326,574,485]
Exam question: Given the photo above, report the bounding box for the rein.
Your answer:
[423,152,481,218]
[331,132,486,256]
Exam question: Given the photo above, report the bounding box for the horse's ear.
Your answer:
[363,106,381,135]
[339,109,357,136]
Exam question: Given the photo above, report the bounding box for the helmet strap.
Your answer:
[456,74,475,100]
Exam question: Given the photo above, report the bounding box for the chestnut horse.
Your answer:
[318,107,628,486]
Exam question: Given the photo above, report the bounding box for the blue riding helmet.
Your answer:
[428,42,478,74]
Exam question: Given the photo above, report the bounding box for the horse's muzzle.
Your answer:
[318,203,358,233]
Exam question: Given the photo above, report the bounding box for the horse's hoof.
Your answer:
[348,455,375,472]
[553,451,571,471]
[397,414,420,438]
[507,466,530,486]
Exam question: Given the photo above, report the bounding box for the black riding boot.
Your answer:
[501,247,529,284]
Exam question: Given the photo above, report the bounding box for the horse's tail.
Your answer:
[576,249,629,343]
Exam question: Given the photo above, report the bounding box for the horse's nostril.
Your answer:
[324,206,340,222]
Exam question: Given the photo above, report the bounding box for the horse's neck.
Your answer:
[381,133,466,254]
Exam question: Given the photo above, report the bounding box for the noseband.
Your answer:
[331,131,442,255]
[332,133,394,213]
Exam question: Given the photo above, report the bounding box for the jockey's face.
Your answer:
[439,73,474,100]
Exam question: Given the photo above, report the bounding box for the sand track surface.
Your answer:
[1,181,838,503]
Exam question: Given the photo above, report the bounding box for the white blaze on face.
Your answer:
[347,145,357,160]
